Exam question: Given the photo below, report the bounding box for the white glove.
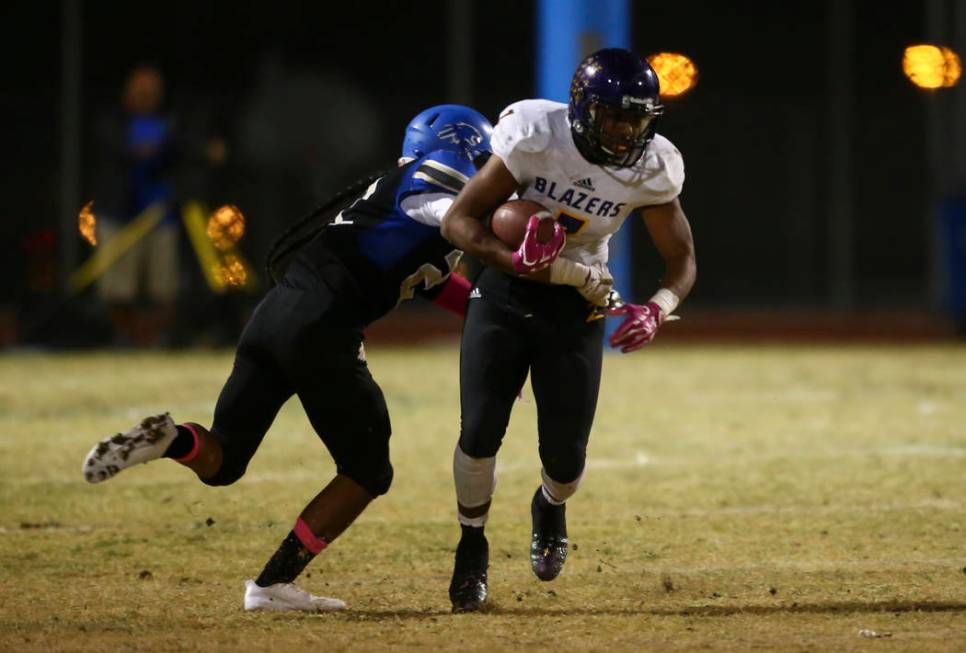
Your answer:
[576,262,614,306]
[549,258,613,306]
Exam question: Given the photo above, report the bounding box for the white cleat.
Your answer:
[82,413,177,484]
[243,579,346,613]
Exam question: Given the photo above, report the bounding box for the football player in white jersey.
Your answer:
[440,48,697,612]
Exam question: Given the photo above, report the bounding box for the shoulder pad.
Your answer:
[641,135,685,202]
[491,100,558,158]
[404,149,476,196]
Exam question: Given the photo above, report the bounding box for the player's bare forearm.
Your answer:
[659,252,696,299]
[442,211,516,273]
[641,199,697,301]
[441,154,520,274]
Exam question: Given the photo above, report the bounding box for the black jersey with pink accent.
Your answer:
[290,149,477,323]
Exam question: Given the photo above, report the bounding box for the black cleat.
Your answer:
[530,486,568,581]
[449,531,489,613]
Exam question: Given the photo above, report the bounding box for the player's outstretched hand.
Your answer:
[511,215,565,274]
[607,301,663,353]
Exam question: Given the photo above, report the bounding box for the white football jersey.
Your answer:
[491,99,684,266]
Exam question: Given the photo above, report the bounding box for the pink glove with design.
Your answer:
[511,215,566,274]
[607,301,664,353]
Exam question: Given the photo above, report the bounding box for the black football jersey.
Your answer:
[292,149,476,323]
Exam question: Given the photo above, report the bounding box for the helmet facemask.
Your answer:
[567,48,666,169]
[572,95,664,168]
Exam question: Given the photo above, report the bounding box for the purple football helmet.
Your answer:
[569,48,664,168]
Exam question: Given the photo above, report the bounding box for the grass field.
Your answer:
[1,343,964,651]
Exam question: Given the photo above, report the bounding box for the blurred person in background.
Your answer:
[91,64,180,347]
[239,53,383,266]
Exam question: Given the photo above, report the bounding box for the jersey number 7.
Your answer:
[556,211,589,236]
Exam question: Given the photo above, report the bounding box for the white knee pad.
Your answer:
[453,445,497,526]
[541,467,583,505]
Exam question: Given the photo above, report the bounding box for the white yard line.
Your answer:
[881,444,966,457]
[642,557,966,575]
[0,524,96,533]
[651,497,963,518]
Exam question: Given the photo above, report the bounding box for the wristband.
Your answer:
[648,288,680,316]
[548,257,590,287]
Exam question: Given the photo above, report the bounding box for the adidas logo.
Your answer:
[469,288,482,299]
[573,177,595,191]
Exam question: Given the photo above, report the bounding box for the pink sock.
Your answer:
[293,517,328,554]
[173,423,201,463]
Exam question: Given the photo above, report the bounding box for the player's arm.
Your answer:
[437,154,605,299]
[440,154,519,273]
[398,188,474,316]
[640,197,696,308]
[606,198,696,353]
[523,260,613,306]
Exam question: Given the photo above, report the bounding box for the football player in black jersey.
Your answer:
[440,49,697,612]
[80,105,501,613]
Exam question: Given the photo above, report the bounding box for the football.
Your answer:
[490,199,556,248]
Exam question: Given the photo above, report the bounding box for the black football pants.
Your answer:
[458,268,604,484]
[202,260,393,495]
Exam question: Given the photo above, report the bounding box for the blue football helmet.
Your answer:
[569,48,664,168]
[401,104,493,164]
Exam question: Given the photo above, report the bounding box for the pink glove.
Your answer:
[511,215,565,274]
[607,301,664,353]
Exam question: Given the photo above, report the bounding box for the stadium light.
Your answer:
[902,44,962,89]
[646,52,698,97]
[214,253,249,288]
[78,201,97,246]
[207,204,246,251]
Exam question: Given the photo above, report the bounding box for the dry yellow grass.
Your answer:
[1,343,964,651]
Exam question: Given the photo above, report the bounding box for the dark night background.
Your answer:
[1,0,963,346]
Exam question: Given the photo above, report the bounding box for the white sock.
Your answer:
[453,444,496,526]
[541,467,583,505]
